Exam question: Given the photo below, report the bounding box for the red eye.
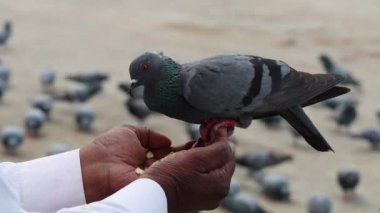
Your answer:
[142,64,149,71]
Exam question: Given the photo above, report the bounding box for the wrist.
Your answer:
[80,145,111,203]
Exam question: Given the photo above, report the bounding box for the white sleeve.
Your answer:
[57,178,168,213]
[5,149,86,213]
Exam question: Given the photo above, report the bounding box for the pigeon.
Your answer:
[236,151,292,171]
[250,171,290,201]
[1,125,24,154]
[32,94,53,118]
[350,127,380,150]
[319,54,360,87]
[24,108,45,136]
[119,81,153,122]
[119,81,145,98]
[221,179,268,213]
[0,78,6,101]
[46,143,70,156]
[66,72,108,84]
[129,52,349,151]
[125,98,152,122]
[40,67,57,92]
[330,101,357,130]
[55,83,101,103]
[186,122,201,141]
[0,21,12,46]
[259,115,283,128]
[0,60,10,86]
[337,169,360,201]
[308,194,332,213]
[321,95,351,110]
[75,105,95,131]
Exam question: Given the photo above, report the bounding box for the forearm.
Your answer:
[57,178,167,213]
[5,150,86,212]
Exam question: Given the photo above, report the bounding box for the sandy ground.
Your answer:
[1,0,380,212]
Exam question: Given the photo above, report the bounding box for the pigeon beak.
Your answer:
[129,79,140,97]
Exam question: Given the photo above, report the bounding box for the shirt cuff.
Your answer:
[14,149,86,213]
[58,178,168,213]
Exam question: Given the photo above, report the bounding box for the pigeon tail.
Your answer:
[280,105,334,152]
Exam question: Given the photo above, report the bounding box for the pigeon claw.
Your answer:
[198,119,239,146]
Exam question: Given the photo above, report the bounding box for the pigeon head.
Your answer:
[129,51,176,90]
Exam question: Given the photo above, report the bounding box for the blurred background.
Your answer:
[0,0,379,212]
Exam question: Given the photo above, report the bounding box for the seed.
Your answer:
[135,167,145,175]
[146,151,154,159]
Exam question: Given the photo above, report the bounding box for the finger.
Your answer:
[131,126,172,149]
[151,147,173,159]
[188,139,233,172]
[213,127,228,143]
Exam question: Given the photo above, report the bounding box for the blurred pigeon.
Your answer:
[330,101,357,131]
[66,72,108,84]
[125,98,152,122]
[308,194,332,213]
[75,105,95,131]
[337,169,360,201]
[321,95,351,110]
[0,21,11,46]
[236,151,292,171]
[129,52,349,151]
[259,115,283,129]
[40,67,57,92]
[46,143,70,156]
[0,60,10,86]
[1,125,24,154]
[221,179,268,213]
[0,78,6,101]
[319,54,360,87]
[24,108,45,136]
[250,171,290,201]
[221,193,267,213]
[186,123,201,141]
[350,127,380,150]
[119,81,144,98]
[32,94,53,118]
[55,83,101,103]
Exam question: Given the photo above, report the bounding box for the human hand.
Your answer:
[142,127,235,213]
[80,125,176,203]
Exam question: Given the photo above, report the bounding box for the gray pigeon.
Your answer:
[0,21,11,45]
[40,67,57,92]
[66,72,108,84]
[337,169,360,201]
[236,151,292,171]
[321,95,351,110]
[75,105,95,131]
[46,143,70,156]
[186,122,201,141]
[119,81,144,98]
[319,54,360,87]
[24,108,45,136]
[0,61,10,86]
[0,78,6,101]
[32,94,53,118]
[330,101,357,130]
[350,127,380,150]
[249,171,291,201]
[55,83,101,103]
[129,52,349,151]
[125,98,152,122]
[221,179,268,213]
[1,125,24,154]
[308,194,332,213]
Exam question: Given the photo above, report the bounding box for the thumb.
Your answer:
[128,126,172,149]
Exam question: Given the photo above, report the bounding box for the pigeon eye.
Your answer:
[142,64,149,71]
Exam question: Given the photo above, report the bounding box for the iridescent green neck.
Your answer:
[144,58,181,110]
